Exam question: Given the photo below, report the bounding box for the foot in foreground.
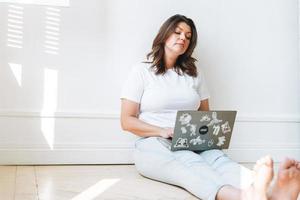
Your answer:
[242,155,274,200]
[269,157,300,200]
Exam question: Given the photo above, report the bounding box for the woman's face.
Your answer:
[164,22,192,56]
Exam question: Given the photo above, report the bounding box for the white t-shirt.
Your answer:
[121,62,210,128]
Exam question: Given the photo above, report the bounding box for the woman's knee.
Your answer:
[134,149,183,185]
[199,149,227,165]
[173,150,206,168]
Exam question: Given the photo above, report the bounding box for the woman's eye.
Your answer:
[174,31,191,40]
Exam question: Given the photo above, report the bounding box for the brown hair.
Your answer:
[146,14,198,77]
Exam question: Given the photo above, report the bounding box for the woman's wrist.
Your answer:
[159,127,174,138]
[158,127,167,138]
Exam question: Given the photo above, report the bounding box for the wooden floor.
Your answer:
[1,163,297,200]
[0,164,199,200]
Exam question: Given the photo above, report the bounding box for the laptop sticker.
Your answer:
[179,113,192,125]
[208,139,214,147]
[190,136,206,145]
[174,138,189,148]
[200,115,210,122]
[217,136,226,146]
[207,111,222,126]
[188,124,197,136]
[199,125,209,135]
[213,124,220,136]
[221,121,231,134]
[181,127,187,134]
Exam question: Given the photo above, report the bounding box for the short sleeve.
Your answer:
[196,68,210,101]
[120,65,145,103]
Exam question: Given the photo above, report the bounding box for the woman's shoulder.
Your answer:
[195,65,206,78]
[188,65,206,84]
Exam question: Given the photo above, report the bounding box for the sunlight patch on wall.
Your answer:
[71,179,120,200]
[8,62,22,87]
[7,4,23,49]
[0,0,69,7]
[44,7,61,55]
[41,68,58,150]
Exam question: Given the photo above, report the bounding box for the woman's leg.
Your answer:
[216,156,274,200]
[199,150,300,200]
[199,150,254,189]
[216,185,242,200]
[134,137,228,200]
[134,138,277,200]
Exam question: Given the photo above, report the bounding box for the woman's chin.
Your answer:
[172,49,186,56]
[166,47,186,56]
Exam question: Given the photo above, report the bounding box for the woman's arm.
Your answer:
[120,99,173,138]
[198,99,210,111]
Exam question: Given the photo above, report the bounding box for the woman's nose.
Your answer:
[179,33,186,40]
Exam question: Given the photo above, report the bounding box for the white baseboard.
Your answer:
[0,148,299,165]
[0,111,298,165]
[0,111,299,122]
[0,148,134,165]
[225,148,300,163]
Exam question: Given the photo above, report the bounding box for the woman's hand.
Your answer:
[159,128,174,138]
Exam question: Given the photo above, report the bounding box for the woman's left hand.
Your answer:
[160,128,174,138]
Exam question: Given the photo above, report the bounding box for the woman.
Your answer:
[120,14,300,200]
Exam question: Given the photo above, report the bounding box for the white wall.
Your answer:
[0,0,299,164]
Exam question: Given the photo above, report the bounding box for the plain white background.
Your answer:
[0,0,299,164]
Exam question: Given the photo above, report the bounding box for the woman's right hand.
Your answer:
[160,127,174,138]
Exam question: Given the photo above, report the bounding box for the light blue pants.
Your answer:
[133,137,254,200]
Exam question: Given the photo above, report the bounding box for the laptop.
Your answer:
[170,110,237,151]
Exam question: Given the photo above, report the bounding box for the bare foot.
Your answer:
[270,158,300,200]
[242,155,274,200]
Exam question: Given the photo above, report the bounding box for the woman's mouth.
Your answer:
[176,43,184,47]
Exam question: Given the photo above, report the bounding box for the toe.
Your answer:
[264,156,273,167]
[280,157,296,170]
[296,162,300,169]
[257,156,269,165]
[253,163,259,172]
